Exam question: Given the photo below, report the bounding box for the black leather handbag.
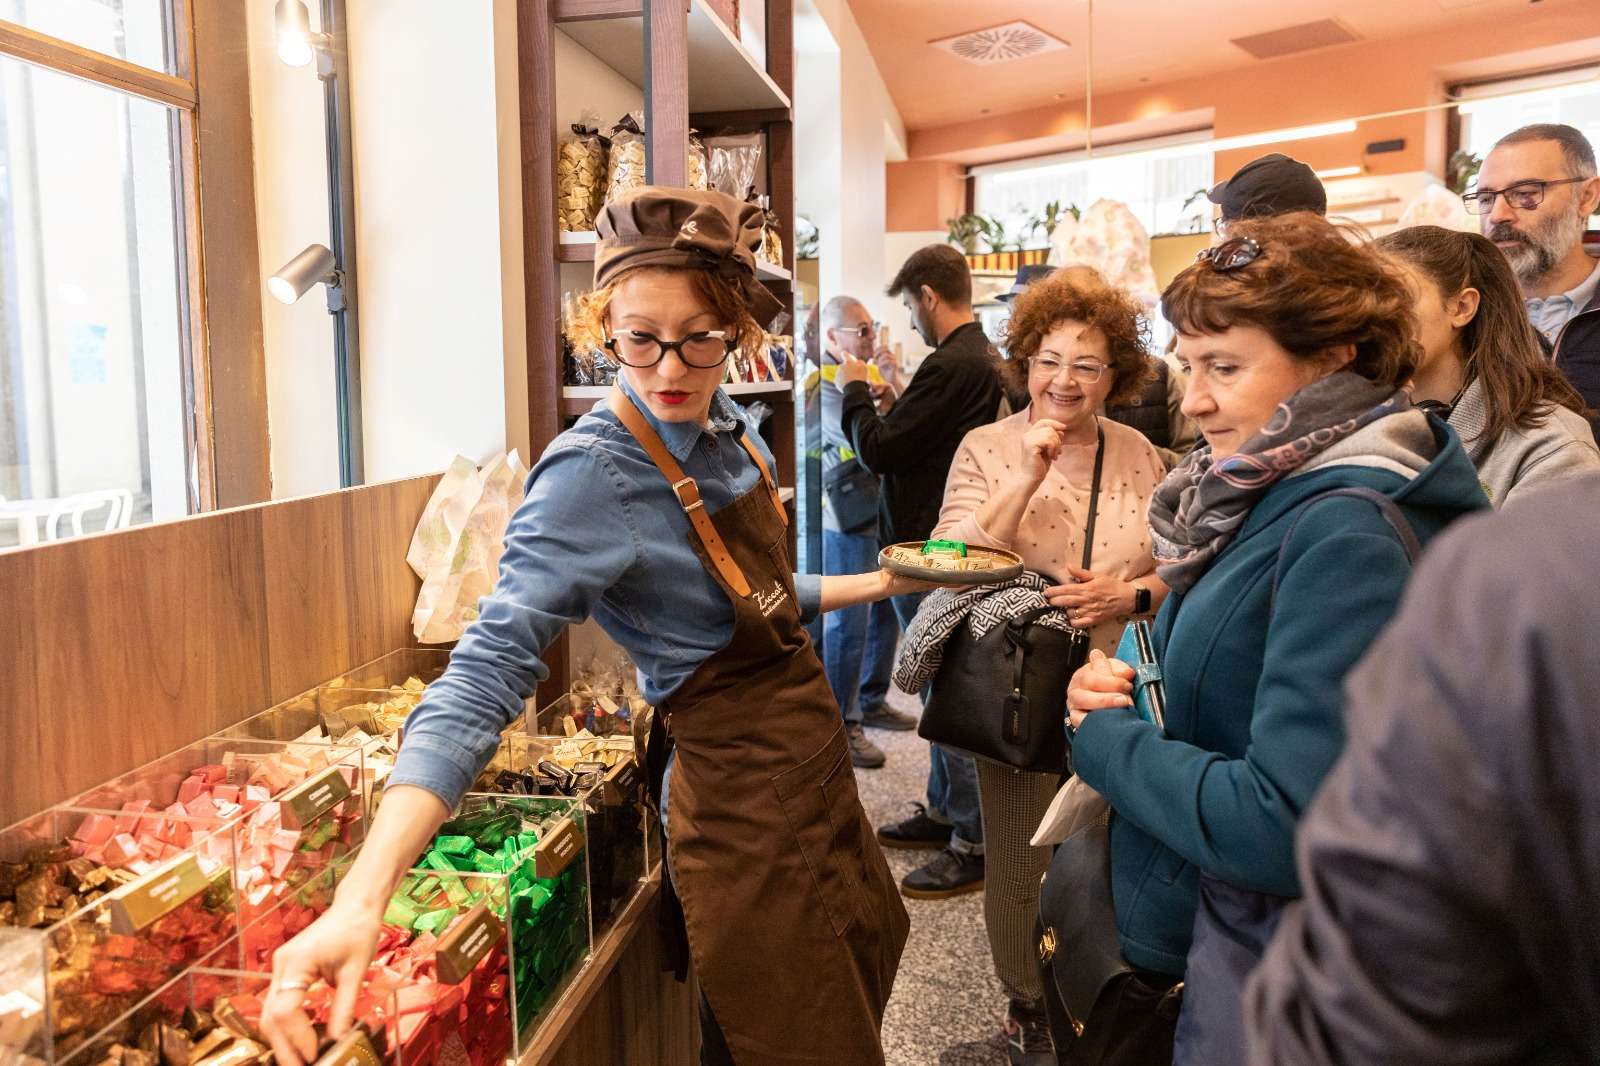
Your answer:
[916,424,1104,774]
[1038,817,1183,1064]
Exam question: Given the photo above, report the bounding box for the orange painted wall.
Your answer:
[887,0,1599,231]
[885,160,967,232]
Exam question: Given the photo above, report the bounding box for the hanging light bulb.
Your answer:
[275,0,315,67]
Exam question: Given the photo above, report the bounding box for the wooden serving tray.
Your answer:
[877,541,1024,586]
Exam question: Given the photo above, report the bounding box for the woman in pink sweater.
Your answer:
[932,271,1170,1061]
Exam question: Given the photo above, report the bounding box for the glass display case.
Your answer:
[0,929,48,1066]
[56,942,402,1066]
[67,738,367,928]
[475,728,649,935]
[0,809,238,1064]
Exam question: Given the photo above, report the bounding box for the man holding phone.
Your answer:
[820,295,917,768]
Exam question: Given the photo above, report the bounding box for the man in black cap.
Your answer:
[1208,152,1328,234]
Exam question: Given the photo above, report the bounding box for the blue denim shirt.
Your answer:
[388,378,821,807]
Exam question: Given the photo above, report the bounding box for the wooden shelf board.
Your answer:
[722,380,792,396]
[778,487,795,505]
[755,261,791,282]
[559,0,789,113]
[517,870,662,1064]
[557,235,597,262]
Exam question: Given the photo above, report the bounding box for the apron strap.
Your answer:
[609,388,753,597]
[737,435,789,529]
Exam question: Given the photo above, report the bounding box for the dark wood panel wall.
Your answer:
[0,474,439,824]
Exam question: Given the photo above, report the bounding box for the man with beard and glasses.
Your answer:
[1470,124,1600,437]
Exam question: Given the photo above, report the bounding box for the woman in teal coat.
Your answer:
[1065,213,1488,1064]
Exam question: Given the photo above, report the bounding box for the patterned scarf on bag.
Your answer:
[1147,371,1410,594]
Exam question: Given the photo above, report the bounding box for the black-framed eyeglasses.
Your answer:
[604,329,735,368]
[1196,236,1262,273]
[1462,177,1587,215]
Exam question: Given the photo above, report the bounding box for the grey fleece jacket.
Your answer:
[1446,377,1600,508]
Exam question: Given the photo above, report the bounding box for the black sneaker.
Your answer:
[846,723,886,768]
[900,846,984,900]
[1004,999,1055,1066]
[875,803,953,850]
[860,704,917,731]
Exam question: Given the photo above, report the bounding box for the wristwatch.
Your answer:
[1131,582,1152,616]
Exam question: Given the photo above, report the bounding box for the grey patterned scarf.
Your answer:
[1147,371,1409,593]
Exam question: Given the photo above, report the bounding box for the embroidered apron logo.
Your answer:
[754,580,789,617]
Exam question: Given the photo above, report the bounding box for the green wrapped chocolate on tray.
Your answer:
[877,540,1024,585]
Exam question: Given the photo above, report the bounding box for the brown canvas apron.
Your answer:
[610,390,909,1064]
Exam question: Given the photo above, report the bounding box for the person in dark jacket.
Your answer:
[1064,213,1488,1065]
[1470,123,1600,438]
[838,243,1004,899]
[1244,476,1600,1066]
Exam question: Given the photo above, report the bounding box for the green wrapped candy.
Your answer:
[434,835,477,857]
[383,895,421,928]
[414,907,456,934]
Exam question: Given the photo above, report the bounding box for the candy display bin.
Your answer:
[477,732,650,935]
[55,946,401,1066]
[532,688,648,743]
[0,928,49,1066]
[0,809,238,1064]
[225,794,591,1061]
[216,689,403,819]
[67,739,366,929]
[323,649,452,693]
[435,795,591,1045]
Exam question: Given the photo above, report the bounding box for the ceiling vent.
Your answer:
[1230,19,1360,60]
[930,20,1069,66]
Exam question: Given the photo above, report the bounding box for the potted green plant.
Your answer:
[946,213,986,254]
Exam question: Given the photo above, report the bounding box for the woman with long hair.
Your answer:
[1377,224,1599,506]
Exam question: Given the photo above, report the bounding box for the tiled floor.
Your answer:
[855,687,1013,1066]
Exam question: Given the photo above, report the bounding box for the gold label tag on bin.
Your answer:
[596,695,620,715]
[601,757,639,807]
[280,767,352,829]
[312,1025,383,1066]
[108,853,208,934]
[435,902,504,984]
[534,816,585,879]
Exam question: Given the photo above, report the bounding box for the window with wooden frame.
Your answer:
[0,0,268,548]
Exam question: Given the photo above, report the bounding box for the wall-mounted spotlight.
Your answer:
[275,0,327,68]
[268,243,344,311]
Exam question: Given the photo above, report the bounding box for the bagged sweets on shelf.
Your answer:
[604,112,646,204]
[705,133,763,201]
[687,130,709,192]
[556,113,607,233]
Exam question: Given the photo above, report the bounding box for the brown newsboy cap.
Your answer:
[594,186,783,325]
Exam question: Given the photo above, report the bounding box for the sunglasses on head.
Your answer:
[1195,237,1262,273]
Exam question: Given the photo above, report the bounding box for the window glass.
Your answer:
[0,55,191,546]
[0,0,175,75]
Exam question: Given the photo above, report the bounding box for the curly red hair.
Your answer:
[1004,272,1155,406]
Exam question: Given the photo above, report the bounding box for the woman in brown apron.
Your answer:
[260,187,922,1066]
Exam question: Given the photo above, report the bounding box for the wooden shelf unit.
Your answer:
[522,0,797,712]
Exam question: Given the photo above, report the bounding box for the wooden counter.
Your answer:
[0,474,697,1063]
